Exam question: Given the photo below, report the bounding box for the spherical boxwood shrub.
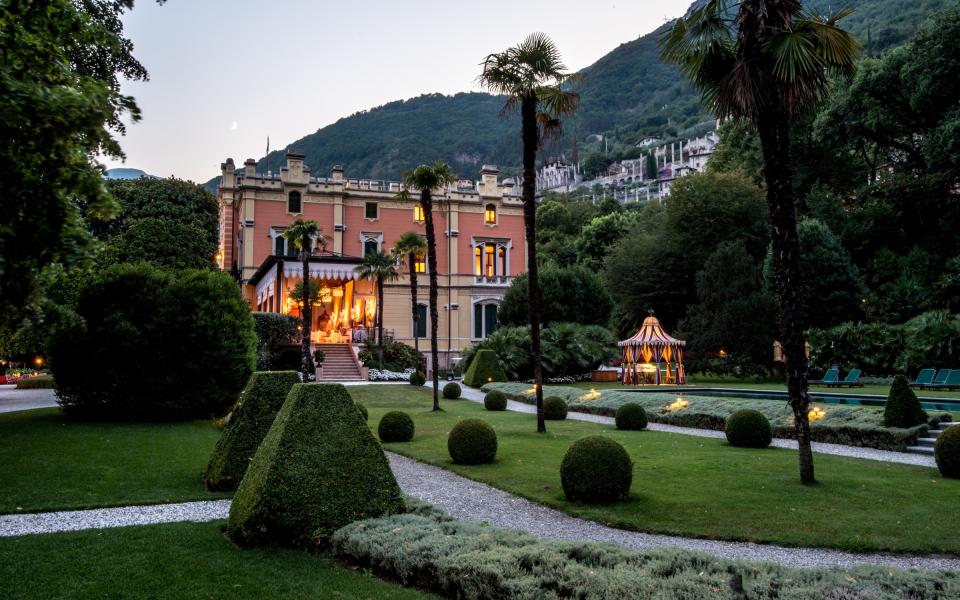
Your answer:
[484,390,508,411]
[409,371,426,386]
[615,403,648,431]
[443,382,462,399]
[725,409,773,448]
[356,402,368,422]
[448,419,498,465]
[560,436,632,503]
[378,411,415,443]
[49,263,256,421]
[544,396,568,420]
[935,425,960,478]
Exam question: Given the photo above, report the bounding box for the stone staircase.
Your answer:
[908,420,958,455]
[316,344,364,382]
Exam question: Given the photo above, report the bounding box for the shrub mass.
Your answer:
[883,374,928,428]
[543,396,568,420]
[560,436,632,503]
[227,383,404,546]
[725,409,773,448]
[378,411,415,443]
[463,349,507,387]
[483,390,508,411]
[442,382,461,399]
[50,264,256,421]
[204,371,300,492]
[447,419,498,465]
[935,425,960,478]
[409,371,425,386]
[615,403,647,430]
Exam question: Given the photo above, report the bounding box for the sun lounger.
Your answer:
[827,368,863,388]
[927,370,960,391]
[811,367,839,386]
[910,368,936,388]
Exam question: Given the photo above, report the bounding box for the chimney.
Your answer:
[331,165,344,181]
[221,158,236,188]
[285,149,305,171]
[480,165,499,193]
[243,158,256,177]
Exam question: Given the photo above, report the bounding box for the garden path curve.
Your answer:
[443,384,938,468]
[0,386,58,414]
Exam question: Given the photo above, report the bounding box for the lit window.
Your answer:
[288,191,302,213]
[498,246,507,275]
[484,244,495,277]
[474,246,482,276]
[413,204,425,221]
[365,202,378,219]
[414,255,426,273]
[484,203,497,224]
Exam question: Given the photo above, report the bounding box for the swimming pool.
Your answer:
[620,387,960,412]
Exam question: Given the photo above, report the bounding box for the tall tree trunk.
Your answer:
[422,190,441,411]
[409,253,421,365]
[757,108,815,484]
[521,96,545,433]
[300,243,312,381]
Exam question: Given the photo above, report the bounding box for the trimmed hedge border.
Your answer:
[331,502,960,599]
[15,375,54,389]
[482,382,952,452]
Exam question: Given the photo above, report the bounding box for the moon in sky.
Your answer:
[230,121,238,131]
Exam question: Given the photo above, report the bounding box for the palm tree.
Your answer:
[283,219,323,380]
[354,250,399,369]
[480,33,580,433]
[400,163,456,412]
[661,0,860,484]
[391,231,428,369]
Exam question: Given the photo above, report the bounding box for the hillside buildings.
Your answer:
[218,151,526,369]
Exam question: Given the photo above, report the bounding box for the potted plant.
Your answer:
[313,349,326,380]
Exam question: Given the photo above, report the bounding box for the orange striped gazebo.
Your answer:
[618,311,686,385]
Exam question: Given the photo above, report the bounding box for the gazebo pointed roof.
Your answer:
[618,312,686,348]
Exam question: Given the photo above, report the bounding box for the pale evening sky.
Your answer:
[103,0,693,182]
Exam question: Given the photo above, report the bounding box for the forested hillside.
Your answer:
[205,0,951,189]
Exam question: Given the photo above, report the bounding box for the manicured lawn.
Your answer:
[351,385,960,554]
[0,409,228,513]
[0,520,433,600]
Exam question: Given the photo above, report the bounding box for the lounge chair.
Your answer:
[922,369,952,390]
[910,368,936,388]
[811,367,839,386]
[831,368,863,388]
[928,370,960,391]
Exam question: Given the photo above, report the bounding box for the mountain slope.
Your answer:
[206,0,951,189]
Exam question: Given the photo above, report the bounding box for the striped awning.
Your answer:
[618,314,686,348]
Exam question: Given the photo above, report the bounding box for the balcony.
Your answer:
[474,275,510,286]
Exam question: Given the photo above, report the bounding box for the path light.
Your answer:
[665,397,689,412]
[523,385,537,396]
[808,405,827,422]
[33,356,44,368]
[578,388,601,403]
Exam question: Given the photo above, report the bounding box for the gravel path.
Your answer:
[386,451,960,571]
[445,384,937,468]
[0,385,58,414]
[0,500,230,538]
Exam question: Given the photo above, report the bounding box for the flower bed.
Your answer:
[482,382,952,452]
[332,502,959,599]
[368,369,414,382]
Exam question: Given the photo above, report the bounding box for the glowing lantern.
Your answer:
[808,406,827,422]
[664,397,689,413]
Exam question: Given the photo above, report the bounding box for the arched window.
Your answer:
[274,235,285,256]
[288,191,302,213]
[364,239,379,256]
[413,204,425,222]
[484,203,497,224]
[413,254,426,273]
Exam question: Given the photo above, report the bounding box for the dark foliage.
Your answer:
[447,419,498,465]
[935,425,960,478]
[560,436,633,503]
[463,349,508,387]
[252,313,302,371]
[483,390,508,411]
[725,409,773,449]
[543,396,568,421]
[409,371,426,387]
[498,265,613,328]
[204,371,300,492]
[615,403,648,431]
[883,375,928,428]
[227,383,405,546]
[356,402,368,422]
[50,264,256,421]
[378,411,415,443]
[442,382,461,400]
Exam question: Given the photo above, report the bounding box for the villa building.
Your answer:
[217,150,526,369]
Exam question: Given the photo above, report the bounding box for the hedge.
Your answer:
[252,313,302,371]
[49,264,256,421]
[227,383,404,547]
[463,349,507,388]
[482,382,952,452]
[15,375,54,389]
[204,371,300,491]
[331,502,960,599]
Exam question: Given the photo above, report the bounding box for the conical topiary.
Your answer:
[204,371,300,491]
[227,383,405,547]
[883,374,928,428]
[464,349,507,387]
